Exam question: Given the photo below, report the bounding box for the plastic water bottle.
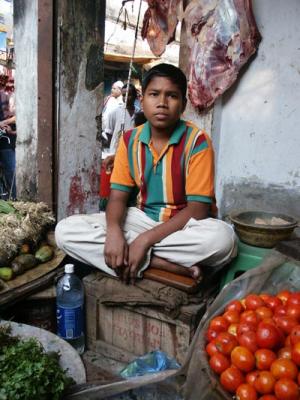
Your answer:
[56,264,85,354]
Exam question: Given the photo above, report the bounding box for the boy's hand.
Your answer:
[123,234,151,284]
[104,227,128,274]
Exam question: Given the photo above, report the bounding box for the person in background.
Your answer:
[56,64,237,284]
[99,84,143,211]
[102,83,141,170]
[0,75,16,199]
[101,80,124,134]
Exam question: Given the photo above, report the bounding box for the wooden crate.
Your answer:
[84,273,206,365]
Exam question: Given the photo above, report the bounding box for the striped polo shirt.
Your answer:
[110,119,215,222]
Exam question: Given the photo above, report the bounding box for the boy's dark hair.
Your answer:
[134,111,147,127]
[123,83,137,99]
[142,63,187,100]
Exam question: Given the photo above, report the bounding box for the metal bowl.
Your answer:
[230,210,298,248]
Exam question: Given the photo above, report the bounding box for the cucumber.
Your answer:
[11,254,38,274]
[0,267,13,281]
[35,245,54,263]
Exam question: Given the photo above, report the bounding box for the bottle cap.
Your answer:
[65,264,74,273]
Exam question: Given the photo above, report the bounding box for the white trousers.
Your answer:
[55,207,237,277]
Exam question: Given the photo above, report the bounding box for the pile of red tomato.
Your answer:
[205,291,300,400]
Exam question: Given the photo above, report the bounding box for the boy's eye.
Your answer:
[149,92,158,97]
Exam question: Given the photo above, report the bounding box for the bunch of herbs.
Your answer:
[0,325,74,400]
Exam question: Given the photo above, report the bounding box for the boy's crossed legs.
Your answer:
[55,207,237,280]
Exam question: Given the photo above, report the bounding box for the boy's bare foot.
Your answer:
[149,256,202,281]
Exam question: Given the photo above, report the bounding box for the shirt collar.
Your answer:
[139,120,186,145]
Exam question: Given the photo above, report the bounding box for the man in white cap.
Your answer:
[102,80,124,134]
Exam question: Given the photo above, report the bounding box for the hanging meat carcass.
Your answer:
[184,0,261,111]
[141,0,182,57]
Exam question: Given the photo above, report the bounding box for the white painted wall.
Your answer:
[214,0,300,218]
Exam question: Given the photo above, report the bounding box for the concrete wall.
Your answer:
[213,0,300,219]
[56,1,105,220]
[14,0,38,198]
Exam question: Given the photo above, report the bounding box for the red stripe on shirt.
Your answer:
[140,144,147,211]
[171,129,187,205]
[123,128,135,149]
[194,133,207,147]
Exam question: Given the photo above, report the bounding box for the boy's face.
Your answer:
[141,76,186,130]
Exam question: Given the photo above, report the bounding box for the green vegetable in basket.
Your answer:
[0,200,17,215]
[0,325,75,399]
[0,267,13,281]
[35,245,54,263]
[11,254,38,275]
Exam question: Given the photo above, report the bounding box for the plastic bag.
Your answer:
[182,250,300,400]
[120,350,180,378]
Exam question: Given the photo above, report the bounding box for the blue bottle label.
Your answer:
[56,305,83,339]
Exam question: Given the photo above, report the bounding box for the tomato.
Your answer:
[274,378,299,400]
[209,353,230,375]
[256,322,283,349]
[290,325,300,345]
[270,358,298,380]
[237,322,256,336]
[245,294,265,310]
[256,307,273,321]
[274,315,298,335]
[278,346,292,360]
[297,371,300,386]
[225,299,244,314]
[240,310,260,326]
[263,295,283,310]
[255,349,277,370]
[231,346,256,372]
[277,290,291,304]
[257,396,277,400]
[206,327,219,342]
[291,341,300,365]
[206,340,220,357]
[254,371,276,395]
[274,305,288,317]
[209,316,229,333]
[286,304,300,321]
[215,332,238,355]
[228,323,238,336]
[236,383,258,400]
[220,366,245,393]
[246,370,260,386]
[260,293,272,303]
[223,310,240,324]
[287,292,300,307]
[238,331,258,353]
[286,335,292,346]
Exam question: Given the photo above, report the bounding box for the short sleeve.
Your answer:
[185,133,215,203]
[110,135,136,192]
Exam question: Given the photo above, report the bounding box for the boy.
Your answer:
[55,64,236,283]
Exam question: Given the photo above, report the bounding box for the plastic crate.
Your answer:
[220,241,271,289]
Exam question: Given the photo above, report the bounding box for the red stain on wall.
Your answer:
[89,162,100,196]
[67,175,86,215]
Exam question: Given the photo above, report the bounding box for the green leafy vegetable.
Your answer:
[0,326,75,400]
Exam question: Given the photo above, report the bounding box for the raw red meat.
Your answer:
[184,0,261,110]
[141,0,181,57]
